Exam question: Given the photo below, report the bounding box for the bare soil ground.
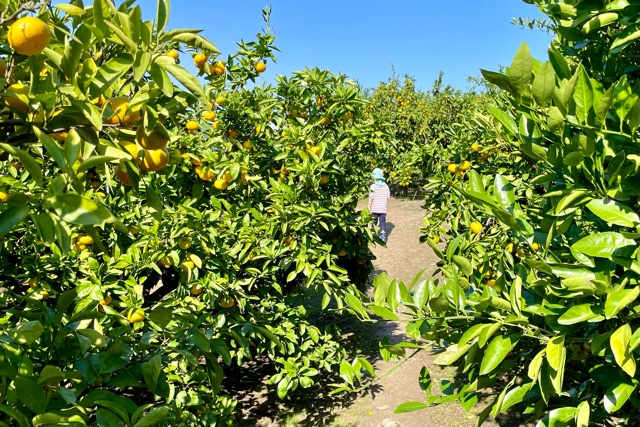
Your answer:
[232,198,517,427]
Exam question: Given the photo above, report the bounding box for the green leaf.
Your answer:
[277,377,290,399]
[610,324,636,377]
[610,23,640,53]
[548,46,571,80]
[10,320,44,344]
[0,404,30,427]
[148,63,174,97]
[91,54,134,97]
[532,62,556,107]
[433,343,472,366]
[133,406,169,427]
[509,42,533,102]
[546,335,565,372]
[104,20,137,53]
[452,255,472,276]
[480,69,513,93]
[494,174,515,213]
[536,407,576,427]
[155,0,170,34]
[369,305,399,321]
[459,324,489,347]
[604,380,635,413]
[0,143,43,187]
[143,355,162,394]
[0,206,30,236]
[479,334,519,375]
[581,12,619,34]
[145,185,163,223]
[586,199,640,227]
[557,304,600,325]
[148,306,172,329]
[527,348,545,381]
[467,170,484,193]
[394,401,429,413]
[133,49,151,82]
[500,382,532,413]
[55,4,86,16]
[48,194,114,226]
[605,287,640,319]
[96,409,124,427]
[171,32,219,53]
[155,56,208,105]
[573,66,593,123]
[64,129,82,169]
[488,105,517,137]
[575,401,590,427]
[345,292,368,319]
[572,232,637,259]
[37,365,65,385]
[14,377,47,414]
[77,329,106,348]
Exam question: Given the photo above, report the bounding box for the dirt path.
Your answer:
[331,198,480,427]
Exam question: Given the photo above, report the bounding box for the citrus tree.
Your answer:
[366,0,640,425]
[364,72,492,191]
[0,1,384,425]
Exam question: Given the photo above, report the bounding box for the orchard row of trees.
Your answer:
[0,1,388,426]
[359,0,640,426]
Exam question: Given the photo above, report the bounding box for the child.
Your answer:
[368,168,391,242]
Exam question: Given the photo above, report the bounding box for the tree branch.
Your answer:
[0,0,51,26]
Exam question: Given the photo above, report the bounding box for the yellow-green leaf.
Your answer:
[610,324,636,377]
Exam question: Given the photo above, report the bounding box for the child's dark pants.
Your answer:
[373,213,387,241]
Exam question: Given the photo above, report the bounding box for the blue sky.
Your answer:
[134,0,553,92]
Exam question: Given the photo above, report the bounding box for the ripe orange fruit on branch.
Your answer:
[5,83,30,112]
[254,61,267,73]
[127,308,145,323]
[214,178,228,190]
[320,174,329,184]
[338,247,347,256]
[447,164,458,174]
[177,237,192,250]
[471,142,482,152]
[195,165,215,182]
[470,221,483,234]
[166,49,179,60]
[219,297,235,308]
[136,124,169,150]
[115,165,134,186]
[185,120,199,132]
[100,296,112,305]
[459,160,471,171]
[190,285,203,296]
[180,259,195,271]
[0,58,6,76]
[140,148,169,172]
[0,191,8,202]
[194,53,207,68]
[103,97,140,125]
[78,235,94,245]
[8,17,51,56]
[212,61,225,76]
[203,111,216,121]
[118,140,141,164]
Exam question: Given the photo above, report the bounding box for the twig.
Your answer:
[0,0,51,27]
